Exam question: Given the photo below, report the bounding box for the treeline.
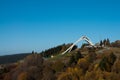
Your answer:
[0,53,31,64]
[111,40,120,47]
[1,40,120,80]
[40,43,77,58]
[2,47,120,80]
[100,38,111,47]
[81,38,111,49]
[0,54,44,80]
[0,51,84,80]
[57,50,120,80]
[100,39,120,48]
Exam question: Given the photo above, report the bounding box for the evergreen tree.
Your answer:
[99,56,108,71]
[88,48,96,63]
[32,51,34,54]
[72,45,78,51]
[69,55,75,65]
[106,38,111,46]
[100,40,103,47]
[99,52,116,72]
[74,51,83,63]
[103,39,107,46]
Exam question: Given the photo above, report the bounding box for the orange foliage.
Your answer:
[77,58,90,73]
[52,60,65,72]
[4,73,12,80]
[58,67,83,80]
[112,57,120,73]
[17,72,28,80]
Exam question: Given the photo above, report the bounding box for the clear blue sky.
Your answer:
[0,0,120,55]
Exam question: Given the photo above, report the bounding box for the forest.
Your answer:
[0,39,120,80]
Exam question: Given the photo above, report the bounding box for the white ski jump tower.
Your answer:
[61,36,94,55]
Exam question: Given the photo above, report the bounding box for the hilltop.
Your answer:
[0,39,120,80]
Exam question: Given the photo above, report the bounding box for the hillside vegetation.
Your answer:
[0,39,120,80]
[0,53,31,64]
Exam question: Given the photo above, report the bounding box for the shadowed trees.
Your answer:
[100,38,111,47]
[41,43,77,58]
[99,52,116,72]
[69,51,83,66]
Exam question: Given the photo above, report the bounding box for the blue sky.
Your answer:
[0,0,120,55]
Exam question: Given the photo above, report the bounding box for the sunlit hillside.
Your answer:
[0,39,120,80]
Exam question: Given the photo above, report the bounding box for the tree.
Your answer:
[112,57,120,73]
[77,58,90,73]
[99,56,108,71]
[69,51,83,66]
[40,43,73,58]
[103,39,107,46]
[32,51,34,54]
[87,48,96,63]
[85,70,103,80]
[111,40,120,47]
[99,52,116,72]
[42,64,55,80]
[108,52,117,66]
[100,40,103,47]
[71,45,78,51]
[22,54,44,68]
[27,66,43,80]
[106,38,110,46]
[17,72,28,80]
[4,73,12,80]
[52,60,65,72]
[57,67,83,80]
[69,55,75,65]
[74,51,83,63]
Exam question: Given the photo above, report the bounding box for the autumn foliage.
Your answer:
[1,41,120,80]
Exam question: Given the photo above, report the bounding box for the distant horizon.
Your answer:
[0,0,120,55]
[0,38,118,56]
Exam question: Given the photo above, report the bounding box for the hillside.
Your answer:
[0,53,31,64]
[0,40,120,80]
